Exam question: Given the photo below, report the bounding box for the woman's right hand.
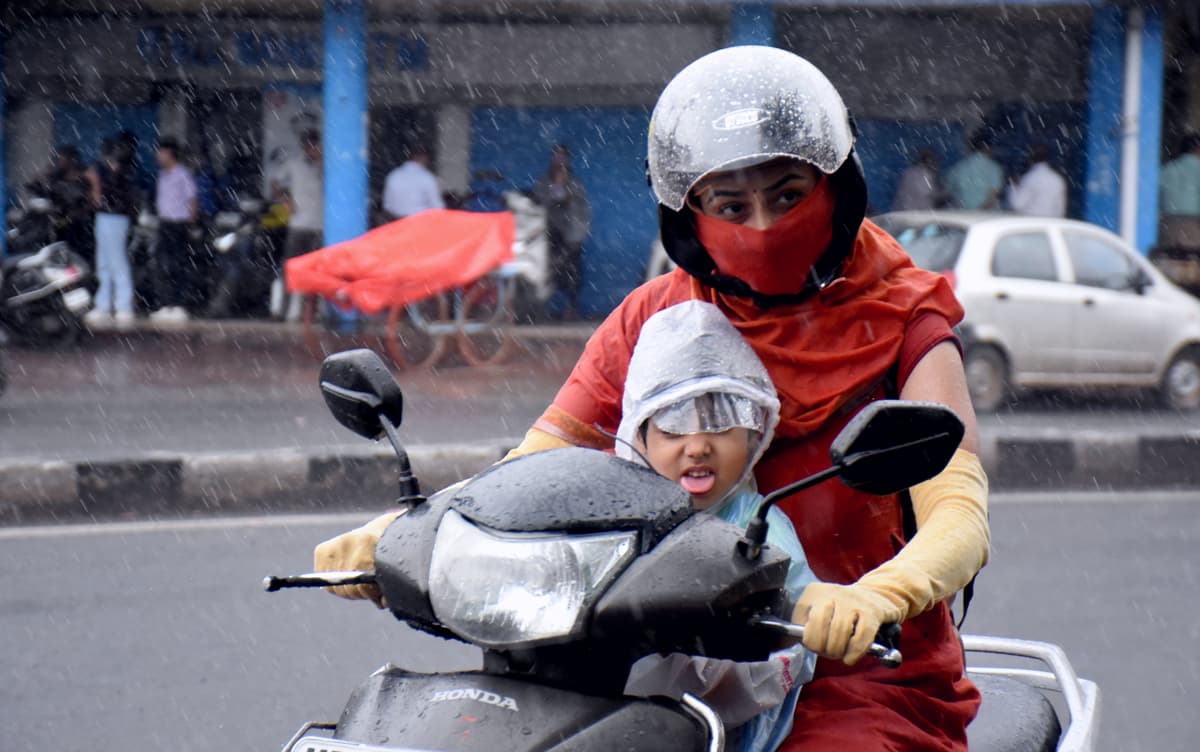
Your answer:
[313,510,402,608]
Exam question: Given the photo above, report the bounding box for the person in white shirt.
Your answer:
[1006,143,1067,218]
[382,146,444,221]
[275,129,324,321]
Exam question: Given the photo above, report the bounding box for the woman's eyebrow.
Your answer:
[702,172,807,201]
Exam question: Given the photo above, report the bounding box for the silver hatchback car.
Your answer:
[874,211,1200,412]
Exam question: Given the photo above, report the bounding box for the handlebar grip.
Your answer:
[263,571,376,592]
[750,616,904,668]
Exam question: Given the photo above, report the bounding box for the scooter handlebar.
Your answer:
[750,616,903,668]
[263,571,377,592]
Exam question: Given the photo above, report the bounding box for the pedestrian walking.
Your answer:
[944,130,1005,210]
[149,137,199,323]
[532,144,590,320]
[276,129,324,322]
[1006,143,1067,218]
[381,145,444,221]
[83,136,139,331]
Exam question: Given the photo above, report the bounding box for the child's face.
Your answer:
[641,422,753,509]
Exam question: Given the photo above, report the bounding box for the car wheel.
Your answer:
[1160,346,1200,411]
[964,346,1009,413]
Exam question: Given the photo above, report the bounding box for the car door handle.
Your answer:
[995,291,1009,301]
[1082,298,1095,307]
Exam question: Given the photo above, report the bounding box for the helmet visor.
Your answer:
[651,393,766,436]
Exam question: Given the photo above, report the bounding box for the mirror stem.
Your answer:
[380,416,425,505]
[737,464,841,560]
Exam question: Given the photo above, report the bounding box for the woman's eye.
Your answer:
[715,202,747,218]
[773,190,804,208]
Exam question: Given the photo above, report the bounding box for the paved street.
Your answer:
[2,493,1196,752]
[1,329,580,462]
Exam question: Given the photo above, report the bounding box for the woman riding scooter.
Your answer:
[315,46,990,751]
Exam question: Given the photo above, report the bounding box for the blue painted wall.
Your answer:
[470,106,657,317]
[854,119,966,215]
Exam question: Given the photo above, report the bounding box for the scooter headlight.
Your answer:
[429,509,637,649]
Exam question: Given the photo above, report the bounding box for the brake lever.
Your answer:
[262,570,377,592]
[750,616,903,668]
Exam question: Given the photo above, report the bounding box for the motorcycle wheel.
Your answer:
[12,306,82,350]
[385,293,452,370]
[457,278,516,367]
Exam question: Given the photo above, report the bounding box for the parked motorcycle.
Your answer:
[204,196,279,319]
[0,239,93,348]
[5,195,59,256]
[266,348,1099,752]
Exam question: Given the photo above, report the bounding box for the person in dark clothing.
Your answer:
[32,145,94,265]
[83,136,140,330]
[532,144,591,319]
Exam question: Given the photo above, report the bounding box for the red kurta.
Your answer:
[537,220,980,750]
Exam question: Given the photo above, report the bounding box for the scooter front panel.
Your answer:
[335,669,707,752]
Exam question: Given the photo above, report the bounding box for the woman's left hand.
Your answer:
[792,581,903,665]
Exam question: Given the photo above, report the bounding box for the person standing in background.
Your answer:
[149,137,199,323]
[944,130,1005,211]
[1006,143,1067,218]
[382,145,444,221]
[533,144,591,320]
[276,129,324,322]
[83,136,139,331]
[891,149,943,211]
[1159,133,1200,251]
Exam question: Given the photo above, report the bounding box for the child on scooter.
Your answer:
[614,299,817,752]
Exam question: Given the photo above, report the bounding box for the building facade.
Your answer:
[0,0,1185,313]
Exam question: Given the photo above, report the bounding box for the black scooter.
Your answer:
[267,349,1099,752]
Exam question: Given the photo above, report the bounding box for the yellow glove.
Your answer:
[499,426,575,463]
[792,448,990,664]
[313,510,403,608]
[794,581,903,665]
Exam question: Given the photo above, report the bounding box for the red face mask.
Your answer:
[693,179,835,296]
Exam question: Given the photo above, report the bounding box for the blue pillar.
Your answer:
[323,0,368,245]
[1083,7,1123,233]
[729,3,775,47]
[1135,6,1164,253]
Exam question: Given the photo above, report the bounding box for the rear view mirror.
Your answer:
[319,349,405,440]
[832,400,964,495]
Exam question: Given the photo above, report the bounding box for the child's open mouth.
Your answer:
[679,468,716,495]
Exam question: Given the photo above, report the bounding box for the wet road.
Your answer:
[1,330,580,462]
[2,492,1196,752]
[3,329,1196,464]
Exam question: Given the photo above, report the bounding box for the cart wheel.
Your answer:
[385,292,452,369]
[457,277,516,367]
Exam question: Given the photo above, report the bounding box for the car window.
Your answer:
[884,222,966,272]
[991,231,1058,281]
[1062,231,1140,290]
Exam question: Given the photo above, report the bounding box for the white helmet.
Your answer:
[648,46,869,307]
[648,45,855,212]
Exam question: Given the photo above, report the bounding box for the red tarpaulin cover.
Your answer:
[285,209,515,314]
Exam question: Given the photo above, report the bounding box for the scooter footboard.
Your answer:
[302,667,711,752]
